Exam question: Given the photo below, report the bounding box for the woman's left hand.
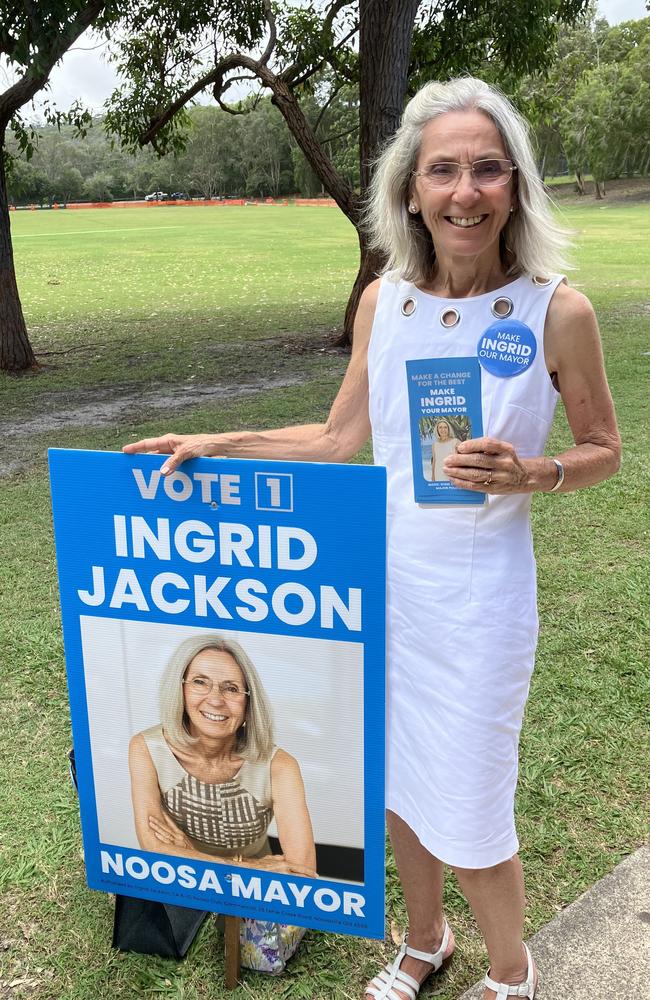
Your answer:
[443,436,531,494]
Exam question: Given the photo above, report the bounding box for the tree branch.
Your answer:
[322,124,359,144]
[23,1,41,44]
[259,0,277,67]
[216,95,245,116]
[313,81,346,134]
[138,52,254,146]
[281,2,358,86]
[135,51,357,225]
[284,23,358,88]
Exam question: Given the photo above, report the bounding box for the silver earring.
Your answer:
[409,203,418,214]
[509,206,514,214]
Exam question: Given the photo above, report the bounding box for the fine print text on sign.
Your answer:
[49,450,387,938]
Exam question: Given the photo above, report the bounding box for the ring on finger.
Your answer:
[483,470,493,486]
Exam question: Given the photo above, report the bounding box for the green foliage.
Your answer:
[562,23,650,182]
[0,2,97,183]
[410,0,590,91]
[6,102,299,203]
[0,2,114,73]
[103,0,272,157]
[290,77,360,193]
[5,102,92,172]
[54,164,85,202]
[102,1,592,179]
[509,14,650,186]
[5,158,50,203]
[83,170,115,201]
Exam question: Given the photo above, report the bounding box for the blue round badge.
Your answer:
[477,319,537,378]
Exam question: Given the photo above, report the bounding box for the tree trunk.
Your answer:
[342,230,386,342]
[358,0,420,193]
[336,0,420,346]
[265,72,358,222]
[594,179,605,200]
[0,146,37,373]
[575,170,585,195]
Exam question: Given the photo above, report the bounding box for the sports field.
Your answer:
[1,203,648,999]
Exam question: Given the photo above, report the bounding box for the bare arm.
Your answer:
[123,279,381,475]
[128,733,229,862]
[270,749,317,876]
[537,283,621,490]
[445,284,621,493]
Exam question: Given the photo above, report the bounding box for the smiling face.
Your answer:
[410,110,514,265]
[436,420,451,440]
[182,649,248,741]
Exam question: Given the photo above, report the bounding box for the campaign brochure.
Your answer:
[49,449,387,939]
[405,357,485,506]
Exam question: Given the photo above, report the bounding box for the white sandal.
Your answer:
[365,920,453,1000]
[484,943,537,999]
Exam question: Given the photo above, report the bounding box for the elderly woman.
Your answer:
[124,78,620,1000]
[129,633,316,877]
[430,418,459,481]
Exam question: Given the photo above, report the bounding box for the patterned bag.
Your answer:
[239,919,306,974]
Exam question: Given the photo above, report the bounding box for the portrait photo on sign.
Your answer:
[420,415,472,482]
[80,617,365,884]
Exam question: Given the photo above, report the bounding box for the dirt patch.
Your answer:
[547,176,650,205]
[0,374,306,480]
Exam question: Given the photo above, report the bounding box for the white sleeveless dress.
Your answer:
[368,273,562,868]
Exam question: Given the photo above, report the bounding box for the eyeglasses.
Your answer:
[183,677,250,700]
[412,159,517,189]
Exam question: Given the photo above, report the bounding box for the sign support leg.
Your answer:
[224,915,241,989]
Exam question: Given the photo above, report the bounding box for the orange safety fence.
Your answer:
[294,198,337,207]
[11,197,334,211]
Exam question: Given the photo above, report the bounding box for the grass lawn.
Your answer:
[0,204,648,999]
[2,206,358,417]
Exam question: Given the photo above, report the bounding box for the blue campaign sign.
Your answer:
[48,449,387,938]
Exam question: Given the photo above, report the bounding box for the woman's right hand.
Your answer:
[149,813,193,848]
[123,433,222,475]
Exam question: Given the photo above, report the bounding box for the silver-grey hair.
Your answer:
[159,633,274,761]
[365,76,572,283]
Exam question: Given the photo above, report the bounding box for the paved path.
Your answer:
[459,845,649,999]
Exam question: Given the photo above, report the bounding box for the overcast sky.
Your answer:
[9,0,649,118]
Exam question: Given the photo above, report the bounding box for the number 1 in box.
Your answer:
[255,472,294,512]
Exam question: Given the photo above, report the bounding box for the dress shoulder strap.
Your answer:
[238,747,277,809]
[141,724,185,793]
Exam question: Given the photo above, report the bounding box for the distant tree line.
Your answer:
[513,13,650,196]
[6,87,359,206]
[8,13,649,210]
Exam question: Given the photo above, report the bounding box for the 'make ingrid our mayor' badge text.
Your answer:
[477,319,537,378]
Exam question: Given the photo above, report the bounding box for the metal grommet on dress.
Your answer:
[491,296,514,319]
[532,275,552,286]
[401,297,417,317]
[439,306,461,329]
